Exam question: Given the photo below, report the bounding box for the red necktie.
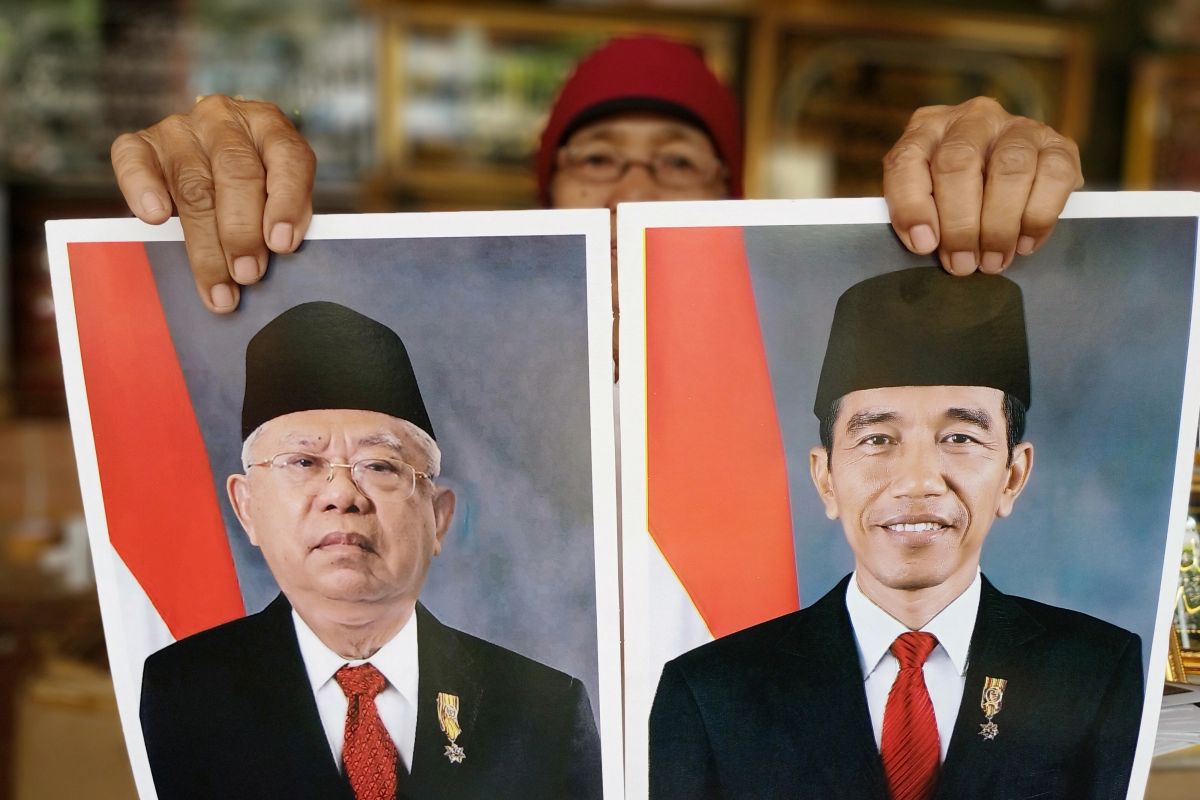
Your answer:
[880,632,940,800]
[336,664,398,800]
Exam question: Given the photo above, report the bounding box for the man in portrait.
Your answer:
[139,300,602,800]
[648,266,1143,799]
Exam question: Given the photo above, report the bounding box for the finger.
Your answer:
[978,122,1041,273]
[175,190,240,313]
[930,101,1004,275]
[111,133,173,224]
[251,105,317,254]
[178,204,240,314]
[154,117,239,312]
[882,106,947,256]
[1017,137,1083,257]
[198,101,270,286]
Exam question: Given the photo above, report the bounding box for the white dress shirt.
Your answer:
[845,571,981,763]
[292,609,420,771]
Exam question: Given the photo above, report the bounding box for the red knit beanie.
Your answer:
[536,35,743,206]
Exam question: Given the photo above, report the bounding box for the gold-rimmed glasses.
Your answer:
[246,452,434,499]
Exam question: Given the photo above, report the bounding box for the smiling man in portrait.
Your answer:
[648,266,1144,800]
[139,300,602,800]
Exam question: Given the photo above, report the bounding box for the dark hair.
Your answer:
[817,392,1027,466]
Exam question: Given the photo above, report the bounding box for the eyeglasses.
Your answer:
[557,142,725,190]
[247,452,434,499]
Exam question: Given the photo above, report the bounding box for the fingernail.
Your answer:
[981,251,1005,273]
[950,251,977,274]
[269,222,293,251]
[141,191,165,216]
[909,224,937,253]
[1017,235,1036,255]
[210,283,237,310]
[232,255,260,283]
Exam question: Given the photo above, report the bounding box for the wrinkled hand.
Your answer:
[883,96,1082,275]
[111,95,316,312]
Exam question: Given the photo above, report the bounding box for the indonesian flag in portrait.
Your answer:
[68,242,245,690]
[641,225,799,666]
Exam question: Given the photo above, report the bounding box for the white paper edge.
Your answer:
[1133,194,1200,798]
[616,202,650,800]
[45,207,624,800]
[45,223,160,800]
[615,191,1200,800]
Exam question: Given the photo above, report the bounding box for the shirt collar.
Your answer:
[845,571,980,680]
[292,605,420,705]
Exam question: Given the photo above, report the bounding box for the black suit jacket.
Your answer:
[141,594,602,800]
[649,575,1143,800]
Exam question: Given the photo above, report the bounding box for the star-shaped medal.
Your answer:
[444,743,466,764]
[979,721,999,740]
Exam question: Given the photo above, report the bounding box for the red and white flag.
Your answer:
[622,224,801,797]
[69,242,245,678]
[644,225,799,643]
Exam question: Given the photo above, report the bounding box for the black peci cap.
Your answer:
[813,267,1030,417]
[241,301,434,440]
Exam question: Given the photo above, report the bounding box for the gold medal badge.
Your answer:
[978,676,1007,740]
[437,692,466,763]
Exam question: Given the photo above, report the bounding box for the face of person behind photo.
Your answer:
[227,408,455,611]
[549,112,729,213]
[549,110,731,343]
[810,384,1034,600]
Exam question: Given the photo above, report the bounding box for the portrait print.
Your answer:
[46,210,621,799]
[616,193,1200,799]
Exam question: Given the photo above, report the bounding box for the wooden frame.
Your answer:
[358,1,1099,208]
[1124,54,1200,190]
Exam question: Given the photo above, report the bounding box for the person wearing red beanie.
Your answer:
[112,34,1082,313]
[535,36,744,206]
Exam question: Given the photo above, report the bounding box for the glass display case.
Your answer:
[742,3,1093,198]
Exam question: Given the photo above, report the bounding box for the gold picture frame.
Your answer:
[1168,623,1188,683]
[1174,460,1200,677]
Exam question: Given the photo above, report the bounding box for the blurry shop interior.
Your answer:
[3,0,1200,797]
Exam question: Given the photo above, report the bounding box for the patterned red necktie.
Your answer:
[880,632,940,800]
[335,664,398,800]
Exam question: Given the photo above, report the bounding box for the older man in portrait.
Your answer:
[648,267,1143,800]
[140,301,602,800]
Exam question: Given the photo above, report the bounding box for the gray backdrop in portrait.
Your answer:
[743,216,1197,673]
[144,235,600,716]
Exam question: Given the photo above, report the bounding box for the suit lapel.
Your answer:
[934,576,1043,800]
[251,594,354,799]
[775,577,890,800]
[406,604,484,798]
